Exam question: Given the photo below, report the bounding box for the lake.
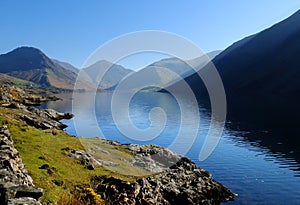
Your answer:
[41,92,300,205]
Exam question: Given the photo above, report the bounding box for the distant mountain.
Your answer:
[0,47,87,89]
[186,50,222,68]
[126,51,221,90]
[52,59,79,74]
[82,60,133,89]
[148,58,193,76]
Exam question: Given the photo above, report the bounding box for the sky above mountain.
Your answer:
[0,1,299,70]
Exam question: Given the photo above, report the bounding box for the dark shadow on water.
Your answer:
[224,95,300,176]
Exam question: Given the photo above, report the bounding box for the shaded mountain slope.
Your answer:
[177,9,300,109]
[168,10,300,165]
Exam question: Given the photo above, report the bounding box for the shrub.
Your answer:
[80,188,104,205]
[57,188,104,205]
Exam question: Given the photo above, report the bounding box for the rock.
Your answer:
[8,197,42,205]
[92,151,236,205]
[89,145,110,154]
[102,139,121,146]
[0,126,43,204]
[4,103,27,110]
[46,96,60,101]
[20,107,73,130]
[21,99,41,106]
[13,185,43,200]
[69,149,119,170]
[44,109,74,120]
[0,92,13,104]
[121,144,182,173]
[0,87,74,130]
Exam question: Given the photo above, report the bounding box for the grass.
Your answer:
[79,138,150,177]
[0,108,150,203]
[2,118,100,203]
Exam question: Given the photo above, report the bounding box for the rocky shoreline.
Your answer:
[68,142,236,204]
[92,157,235,205]
[0,85,236,204]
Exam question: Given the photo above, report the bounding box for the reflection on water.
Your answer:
[41,92,300,204]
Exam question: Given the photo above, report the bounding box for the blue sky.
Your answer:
[0,1,299,69]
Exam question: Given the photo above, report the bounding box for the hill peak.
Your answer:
[0,47,80,89]
[8,46,45,56]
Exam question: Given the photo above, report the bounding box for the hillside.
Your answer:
[0,47,81,89]
[166,10,300,153]
[0,72,35,86]
[82,60,133,89]
[52,59,79,74]
[186,50,222,68]
[214,11,300,97]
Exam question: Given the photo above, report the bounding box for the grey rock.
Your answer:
[8,197,42,205]
[4,103,27,110]
[92,150,236,205]
[20,107,72,130]
[122,144,182,173]
[69,149,119,170]
[44,109,73,120]
[0,126,43,204]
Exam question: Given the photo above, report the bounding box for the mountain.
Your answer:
[174,10,300,100]
[0,47,84,89]
[127,51,221,90]
[52,59,79,74]
[212,15,300,97]
[218,10,300,97]
[163,10,300,166]
[186,50,222,68]
[169,10,300,135]
[82,60,133,89]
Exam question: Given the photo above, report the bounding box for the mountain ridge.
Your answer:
[52,58,79,74]
[81,60,134,89]
[166,9,300,138]
[121,51,221,90]
[0,47,79,89]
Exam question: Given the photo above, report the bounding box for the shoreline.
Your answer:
[0,85,236,204]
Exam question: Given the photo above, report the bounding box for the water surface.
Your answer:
[42,92,300,205]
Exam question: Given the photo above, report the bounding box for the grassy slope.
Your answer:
[0,108,149,203]
[0,73,36,86]
[46,69,74,90]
